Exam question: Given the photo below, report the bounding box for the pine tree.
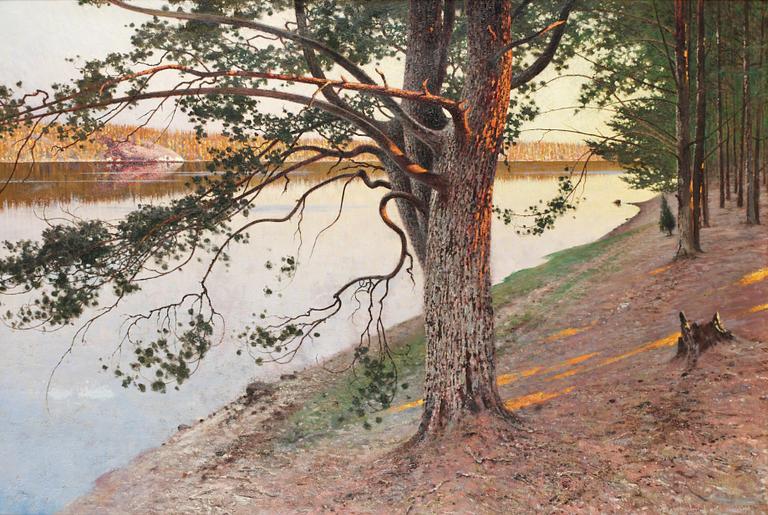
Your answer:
[659,195,676,236]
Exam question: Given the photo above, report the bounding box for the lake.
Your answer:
[0,161,654,514]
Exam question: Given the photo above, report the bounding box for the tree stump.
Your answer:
[675,311,733,368]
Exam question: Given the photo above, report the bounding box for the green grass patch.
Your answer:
[492,229,639,307]
[282,331,426,443]
[283,227,644,442]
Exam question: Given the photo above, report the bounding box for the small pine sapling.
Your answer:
[659,195,676,236]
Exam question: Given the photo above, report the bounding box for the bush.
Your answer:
[659,195,676,236]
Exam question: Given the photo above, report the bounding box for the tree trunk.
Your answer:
[753,110,762,223]
[733,99,740,197]
[744,0,759,224]
[419,142,509,436]
[738,0,748,208]
[692,0,706,245]
[417,0,514,437]
[726,119,732,201]
[703,164,710,226]
[716,3,727,208]
[396,0,456,266]
[746,0,763,224]
[675,0,697,257]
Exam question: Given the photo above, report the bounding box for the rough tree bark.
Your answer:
[703,164,710,227]
[716,1,726,209]
[746,0,762,224]
[417,0,516,437]
[674,0,697,257]
[692,0,706,241]
[744,0,760,224]
[738,0,748,209]
[403,0,456,251]
[733,93,740,199]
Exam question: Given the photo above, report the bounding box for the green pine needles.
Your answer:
[659,195,676,236]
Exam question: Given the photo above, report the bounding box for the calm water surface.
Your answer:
[0,162,654,513]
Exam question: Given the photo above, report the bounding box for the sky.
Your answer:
[0,0,609,142]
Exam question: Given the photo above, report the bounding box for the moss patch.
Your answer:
[283,332,425,442]
[492,229,639,306]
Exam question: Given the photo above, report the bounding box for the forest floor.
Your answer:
[64,195,768,514]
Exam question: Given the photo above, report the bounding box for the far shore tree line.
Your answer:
[0,122,597,164]
[579,0,766,257]
[0,0,765,448]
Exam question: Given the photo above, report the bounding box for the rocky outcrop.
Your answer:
[99,137,183,163]
[105,161,183,181]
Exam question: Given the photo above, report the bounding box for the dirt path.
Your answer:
[64,197,767,514]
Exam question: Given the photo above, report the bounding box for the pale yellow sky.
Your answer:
[1,0,609,142]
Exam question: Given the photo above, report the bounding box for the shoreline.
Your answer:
[61,191,768,514]
[61,193,656,512]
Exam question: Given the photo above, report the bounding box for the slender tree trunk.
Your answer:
[764,133,768,195]
[757,2,764,206]
[692,0,706,244]
[733,96,740,197]
[725,118,732,200]
[703,160,710,226]
[738,1,748,208]
[675,0,697,257]
[744,0,759,224]
[747,0,762,223]
[396,0,455,266]
[418,0,513,438]
[754,108,762,222]
[716,3,727,208]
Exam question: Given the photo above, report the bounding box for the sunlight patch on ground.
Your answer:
[649,264,673,276]
[391,352,600,413]
[387,304,764,416]
[599,333,680,366]
[545,323,595,342]
[497,352,600,386]
[504,387,575,410]
[389,399,424,414]
[548,366,589,381]
[545,333,680,382]
[738,268,768,286]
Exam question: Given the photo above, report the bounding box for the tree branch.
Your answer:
[10,84,447,193]
[106,0,376,87]
[107,0,443,150]
[509,0,577,90]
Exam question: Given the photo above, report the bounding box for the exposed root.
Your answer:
[401,407,522,456]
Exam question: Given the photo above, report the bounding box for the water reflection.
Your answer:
[0,161,653,513]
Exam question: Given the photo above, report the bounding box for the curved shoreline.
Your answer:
[59,193,658,513]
